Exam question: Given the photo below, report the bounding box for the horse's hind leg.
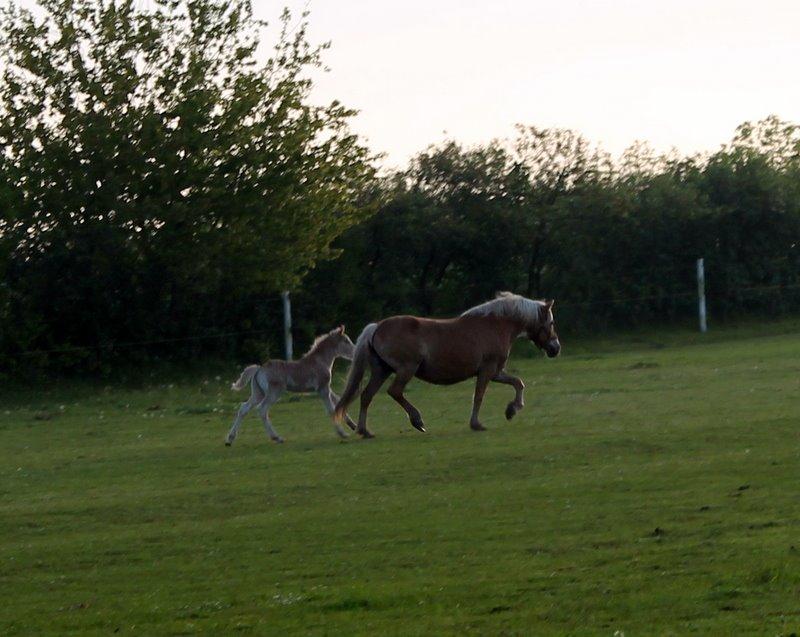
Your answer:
[328,389,357,432]
[357,354,391,438]
[387,366,426,433]
[492,370,525,420]
[225,384,264,446]
[319,387,349,439]
[258,388,284,443]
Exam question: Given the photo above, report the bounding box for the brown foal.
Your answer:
[334,292,561,437]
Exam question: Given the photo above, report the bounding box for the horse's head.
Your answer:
[331,325,356,360]
[528,299,561,358]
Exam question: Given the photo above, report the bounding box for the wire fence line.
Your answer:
[558,281,800,310]
[14,277,800,359]
[558,290,697,310]
[18,328,275,357]
[17,295,287,358]
[735,282,800,294]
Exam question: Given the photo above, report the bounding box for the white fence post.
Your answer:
[697,258,707,333]
[281,291,293,360]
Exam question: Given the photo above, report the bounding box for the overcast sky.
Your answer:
[258,0,800,168]
[14,0,800,168]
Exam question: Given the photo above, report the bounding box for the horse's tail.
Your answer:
[334,322,378,423]
[231,364,260,391]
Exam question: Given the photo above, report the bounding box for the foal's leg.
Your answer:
[225,383,264,446]
[258,388,285,443]
[319,387,349,439]
[469,366,496,432]
[329,389,357,431]
[387,366,426,433]
[492,370,526,420]
[357,357,391,439]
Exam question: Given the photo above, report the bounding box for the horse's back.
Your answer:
[259,359,317,393]
[372,314,511,384]
[375,314,499,340]
[373,315,455,346]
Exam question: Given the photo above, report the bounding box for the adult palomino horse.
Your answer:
[334,292,560,438]
[226,326,357,445]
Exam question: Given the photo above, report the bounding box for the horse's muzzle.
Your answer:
[545,342,561,358]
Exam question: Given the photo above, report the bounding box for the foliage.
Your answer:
[2,1,800,371]
[300,117,800,339]
[0,0,376,371]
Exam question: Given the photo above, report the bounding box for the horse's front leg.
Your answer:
[469,366,496,432]
[492,370,525,420]
[387,366,426,433]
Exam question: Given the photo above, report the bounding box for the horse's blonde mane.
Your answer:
[461,292,545,327]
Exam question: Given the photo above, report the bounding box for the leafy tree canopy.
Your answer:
[0,0,377,368]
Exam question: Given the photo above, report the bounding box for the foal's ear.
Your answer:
[544,299,554,310]
[336,324,345,334]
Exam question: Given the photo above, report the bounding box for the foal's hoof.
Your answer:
[224,439,233,447]
[470,422,487,432]
[272,437,285,444]
[410,419,427,433]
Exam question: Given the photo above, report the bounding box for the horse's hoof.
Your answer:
[505,403,516,420]
[470,422,487,432]
[410,420,426,433]
[224,440,232,446]
[273,437,285,444]
[359,430,375,439]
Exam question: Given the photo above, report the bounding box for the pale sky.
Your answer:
[14,0,800,167]
[258,0,800,168]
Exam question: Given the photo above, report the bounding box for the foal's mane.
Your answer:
[461,292,545,327]
[303,331,336,357]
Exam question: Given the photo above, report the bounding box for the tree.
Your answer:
[509,126,612,297]
[0,0,376,369]
[300,117,800,337]
[730,115,800,169]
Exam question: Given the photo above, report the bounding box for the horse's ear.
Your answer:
[545,299,554,309]
[336,325,345,334]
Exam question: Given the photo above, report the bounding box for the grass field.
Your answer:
[2,324,800,635]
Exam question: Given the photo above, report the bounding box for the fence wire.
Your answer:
[13,277,800,360]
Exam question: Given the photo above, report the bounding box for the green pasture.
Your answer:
[1,325,799,635]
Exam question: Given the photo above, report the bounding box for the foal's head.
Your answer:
[528,299,561,358]
[329,325,355,360]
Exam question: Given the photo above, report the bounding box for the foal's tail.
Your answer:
[334,323,378,423]
[231,364,260,391]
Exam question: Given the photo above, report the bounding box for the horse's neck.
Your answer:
[472,314,526,340]
[303,342,337,368]
[494,317,529,356]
